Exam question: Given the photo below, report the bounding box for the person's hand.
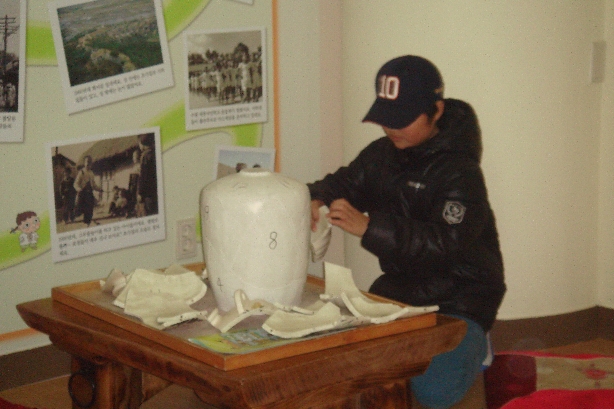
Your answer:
[327,198,369,237]
[310,199,325,232]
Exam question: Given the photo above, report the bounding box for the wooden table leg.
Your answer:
[358,380,410,409]
[69,358,167,409]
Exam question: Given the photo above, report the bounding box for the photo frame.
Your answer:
[48,0,173,114]
[0,0,27,142]
[184,27,267,130]
[46,127,165,262]
[213,145,275,180]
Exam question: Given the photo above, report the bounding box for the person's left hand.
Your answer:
[327,198,369,237]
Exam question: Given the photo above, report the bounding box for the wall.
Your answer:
[340,0,610,318]
[275,1,345,269]
[0,0,338,352]
[598,1,614,307]
[2,0,613,355]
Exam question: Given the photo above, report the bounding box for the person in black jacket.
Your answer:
[308,55,506,409]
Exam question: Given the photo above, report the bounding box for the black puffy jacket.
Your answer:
[308,99,505,331]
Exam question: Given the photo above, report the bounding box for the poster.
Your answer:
[46,127,165,262]
[213,145,275,179]
[0,0,26,142]
[48,0,173,114]
[184,27,267,130]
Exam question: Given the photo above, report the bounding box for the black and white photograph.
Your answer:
[184,27,267,130]
[0,0,26,142]
[46,127,166,262]
[49,0,173,114]
[214,145,275,179]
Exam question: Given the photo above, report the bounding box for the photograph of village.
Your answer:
[47,128,165,262]
[49,131,161,234]
[55,0,164,87]
[49,0,173,114]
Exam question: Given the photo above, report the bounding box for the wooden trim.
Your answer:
[490,306,614,352]
[0,328,39,342]
[272,0,281,172]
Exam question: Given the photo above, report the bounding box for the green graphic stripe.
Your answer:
[164,0,211,39]
[2,0,260,270]
[25,24,56,65]
[25,0,211,66]
[148,102,262,151]
[0,105,262,270]
[151,101,262,239]
[0,212,51,271]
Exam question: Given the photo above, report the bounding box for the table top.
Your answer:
[17,297,466,409]
[48,268,440,370]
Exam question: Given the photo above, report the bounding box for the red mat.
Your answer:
[485,351,614,409]
[497,389,614,409]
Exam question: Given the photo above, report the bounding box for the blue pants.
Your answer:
[411,315,487,409]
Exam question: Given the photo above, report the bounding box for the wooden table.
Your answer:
[17,294,465,409]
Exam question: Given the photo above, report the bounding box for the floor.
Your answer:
[2,338,614,409]
[0,376,71,409]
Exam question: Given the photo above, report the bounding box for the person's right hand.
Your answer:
[310,199,325,232]
[327,199,369,238]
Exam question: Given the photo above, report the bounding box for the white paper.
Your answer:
[183,27,267,130]
[0,0,26,143]
[48,0,174,114]
[45,127,166,262]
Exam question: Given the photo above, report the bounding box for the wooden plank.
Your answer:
[51,263,436,371]
[51,284,227,369]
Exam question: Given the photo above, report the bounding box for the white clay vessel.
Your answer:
[200,169,311,312]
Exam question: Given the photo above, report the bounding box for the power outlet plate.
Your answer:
[176,218,197,260]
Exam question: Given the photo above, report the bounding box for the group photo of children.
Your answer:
[186,29,263,110]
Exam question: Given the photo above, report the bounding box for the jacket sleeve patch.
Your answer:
[442,201,466,224]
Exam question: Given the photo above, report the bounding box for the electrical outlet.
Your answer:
[176,218,197,260]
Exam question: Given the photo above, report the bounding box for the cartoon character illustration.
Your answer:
[10,211,41,252]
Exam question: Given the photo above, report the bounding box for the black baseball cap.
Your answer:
[362,55,444,129]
